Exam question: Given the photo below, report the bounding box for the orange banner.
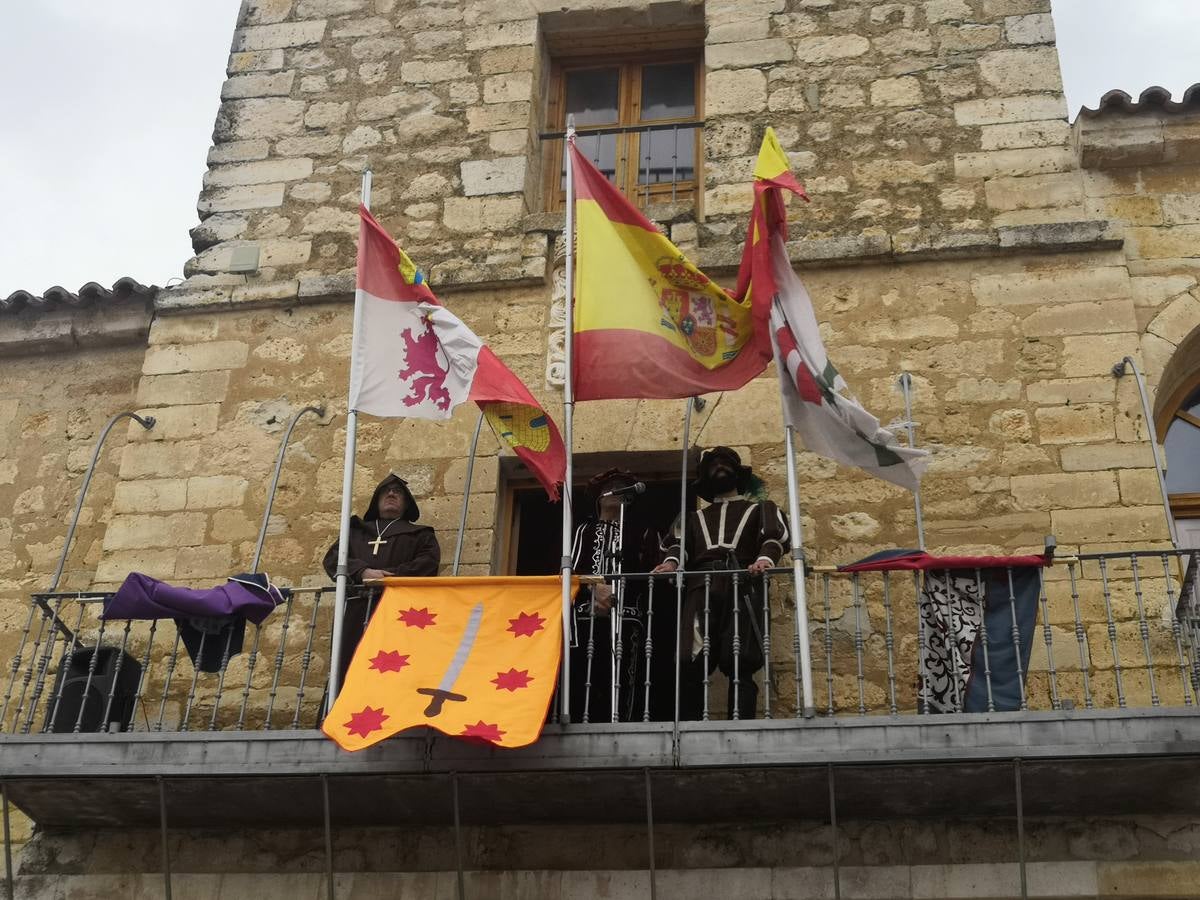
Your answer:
[323,576,568,751]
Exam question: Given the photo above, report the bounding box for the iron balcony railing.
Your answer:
[541,119,704,208]
[2,549,1198,735]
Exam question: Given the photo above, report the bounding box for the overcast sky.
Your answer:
[0,0,1196,296]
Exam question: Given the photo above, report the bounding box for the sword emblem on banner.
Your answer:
[416,602,484,716]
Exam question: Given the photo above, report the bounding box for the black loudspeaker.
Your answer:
[43,646,143,733]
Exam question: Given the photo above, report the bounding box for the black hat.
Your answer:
[364,472,420,522]
[587,467,639,502]
[692,447,756,502]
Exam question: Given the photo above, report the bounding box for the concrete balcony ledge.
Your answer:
[4,710,1200,828]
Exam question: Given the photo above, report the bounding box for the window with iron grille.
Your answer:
[543,49,703,212]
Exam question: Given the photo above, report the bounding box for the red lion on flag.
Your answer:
[397,317,451,411]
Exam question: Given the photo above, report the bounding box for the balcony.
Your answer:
[3,547,1200,884]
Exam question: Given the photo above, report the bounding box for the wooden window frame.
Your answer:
[1155,369,1200,519]
[543,50,704,212]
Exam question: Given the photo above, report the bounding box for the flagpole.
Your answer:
[783,424,815,718]
[673,396,697,747]
[329,169,372,702]
[560,116,577,723]
[898,372,926,550]
[451,410,486,575]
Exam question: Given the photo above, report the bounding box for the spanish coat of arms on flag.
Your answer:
[323,576,568,751]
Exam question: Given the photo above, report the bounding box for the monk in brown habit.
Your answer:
[323,472,440,684]
[653,447,788,721]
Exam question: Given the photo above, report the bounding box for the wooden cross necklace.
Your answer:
[369,519,400,555]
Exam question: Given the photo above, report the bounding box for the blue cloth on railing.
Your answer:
[103,573,285,672]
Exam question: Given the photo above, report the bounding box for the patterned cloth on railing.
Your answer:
[841,551,1046,713]
[103,573,285,672]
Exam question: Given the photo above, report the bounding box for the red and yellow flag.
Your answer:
[322,576,567,751]
[570,143,773,400]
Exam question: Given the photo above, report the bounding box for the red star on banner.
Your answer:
[368,650,410,673]
[398,607,437,629]
[344,705,389,739]
[491,668,533,692]
[461,720,506,743]
[507,611,545,638]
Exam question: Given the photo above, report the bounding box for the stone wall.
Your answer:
[180,0,1083,302]
[13,815,1200,898]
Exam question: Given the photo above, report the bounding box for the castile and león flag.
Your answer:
[350,204,566,501]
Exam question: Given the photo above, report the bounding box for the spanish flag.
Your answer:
[323,576,568,750]
[353,206,566,499]
[570,144,772,401]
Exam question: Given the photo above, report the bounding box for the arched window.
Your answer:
[1159,374,1200,520]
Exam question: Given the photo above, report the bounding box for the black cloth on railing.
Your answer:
[840,550,1046,713]
[102,572,285,672]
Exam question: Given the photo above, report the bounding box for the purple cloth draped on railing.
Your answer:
[102,573,282,624]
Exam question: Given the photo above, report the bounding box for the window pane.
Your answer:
[1164,418,1200,494]
[636,126,695,185]
[561,132,618,189]
[640,62,695,121]
[565,68,619,127]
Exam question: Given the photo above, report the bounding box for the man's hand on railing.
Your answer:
[592,582,613,615]
[361,568,390,581]
[651,560,678,574]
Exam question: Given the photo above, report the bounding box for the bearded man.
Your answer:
[653,447,788,720]
[323,472,440,684]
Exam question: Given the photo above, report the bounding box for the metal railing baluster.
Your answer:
[1005,568,1028,712]
[1162,553,1194,705]
[975,569,995,713]
[264,592,297,730]
[206,626,239,731]
[1037,568,1061,711]
[915,572,929,714]
[822,574,834,717]
[71,618,111,733]
[100,620,135,732]
[944,571,962,713]
[731,572,741,721]
[762,573,772,719]
[155,632,183,732]
[671,125,679,203]
[1098,557,1126,709]
[179,628,209,732]
[36,600,84,733]
[1130,555,1160,706]
[130,620,160,731]
[851,573,866,716]
[643,576,655,722]
[882,572,898,716]
[9,610,49,733]
[1067,562,1093,709]
[0,602,39,731]
[583,587,597,725]
[292,591,325,730]
[236,621,265,731]
[702,572,711,722]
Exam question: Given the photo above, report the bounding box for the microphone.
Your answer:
[599,482,646,498]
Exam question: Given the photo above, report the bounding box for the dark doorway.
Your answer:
[504,451,698,577]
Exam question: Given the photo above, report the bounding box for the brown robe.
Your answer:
[323,474,441,684]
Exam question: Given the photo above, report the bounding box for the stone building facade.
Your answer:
[3,0,1200,896]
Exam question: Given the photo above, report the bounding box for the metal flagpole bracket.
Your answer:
[897,373,926,551]
[329,170,373,702]
[252,404,327,573]
[1113,356,1178,547]
[452,411,486,575]
[51,411,154,592]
